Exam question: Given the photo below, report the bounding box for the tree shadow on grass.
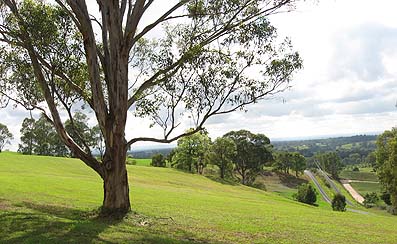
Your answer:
[0,201,214,243]
[205,175,239,186]
[278,173,308,189]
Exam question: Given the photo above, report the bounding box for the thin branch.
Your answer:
[129,0,188,50]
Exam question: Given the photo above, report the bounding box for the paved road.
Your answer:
[304,170,369,215]
[304,170,331,204]
[316,168,354,206]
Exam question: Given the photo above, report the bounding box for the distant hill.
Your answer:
[129,147,174,159]
[273,134,378,165]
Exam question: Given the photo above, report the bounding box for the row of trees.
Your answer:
[312,152,344,179]
[169,129,307,185]
[18,112,104,158]
[170,129,273,185]
[273,151,306,177]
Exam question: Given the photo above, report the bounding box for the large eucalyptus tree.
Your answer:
[0,0,302,215]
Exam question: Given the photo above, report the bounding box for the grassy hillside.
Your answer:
[0,152,396,243]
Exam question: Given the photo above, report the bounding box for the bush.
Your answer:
[381,191,392,205]
[294,183,317,205]
[126,158,137,165]
[151,154,166,167]
[363,192,379,208]
[352,167,360,172]
[332,193,346,212]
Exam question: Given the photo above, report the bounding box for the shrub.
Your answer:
[151,154,166,167]
[294,183,317,205]
[363,192,379,208]
[126,158,137,165]
[381,191,392,206]
[332,193,346,212]
[352,167,360,172]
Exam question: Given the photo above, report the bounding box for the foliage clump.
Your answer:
[363,192,379,208]
[151,154,166,167]
[126,156,137,165]
[294,183,317,205]
[332,193,346,212]
[376,128,397,214]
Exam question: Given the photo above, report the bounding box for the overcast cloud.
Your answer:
[2,0,397,151]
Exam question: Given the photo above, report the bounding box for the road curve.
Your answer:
[316,168,354,206]
[304,170,369,215]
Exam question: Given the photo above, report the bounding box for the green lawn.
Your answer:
[133,158,152,166]
[0,152,396,243]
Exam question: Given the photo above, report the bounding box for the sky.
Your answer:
[2,0,397,151]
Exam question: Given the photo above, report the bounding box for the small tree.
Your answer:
[332,193,346,212]
[151,154,166,167]
[0,123,13,152]
[380,191,391,206]
[209,137,236,179]
[295,183,317,205]
[363,192,379,208]
[173,130,211,174]
[18,117,35,155]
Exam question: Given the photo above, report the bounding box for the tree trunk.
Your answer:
[101,147,130,216]
[390,194,397,215]
[220,165,225,179]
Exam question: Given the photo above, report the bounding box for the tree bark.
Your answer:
[101,139,130,215]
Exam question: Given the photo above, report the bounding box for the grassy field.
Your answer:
[0,152,396,243]
[132,158,152,167]
[339,168,378,182]
[350,182,381,196]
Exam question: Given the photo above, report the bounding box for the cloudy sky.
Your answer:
[2,0,397,151]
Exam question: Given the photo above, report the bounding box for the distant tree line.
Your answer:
[273,135,377,166]
[18,112,103,158]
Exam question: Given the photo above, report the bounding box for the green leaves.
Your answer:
[224,130,273,185]
[376,128,397,212]
[0,0,87,110]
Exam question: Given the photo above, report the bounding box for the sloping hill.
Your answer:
[0,152,396,243]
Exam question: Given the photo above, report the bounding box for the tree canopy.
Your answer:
[173,129,211,174]
[224,130,273,185]
[208,137,236,179]
[0,0,302,215]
